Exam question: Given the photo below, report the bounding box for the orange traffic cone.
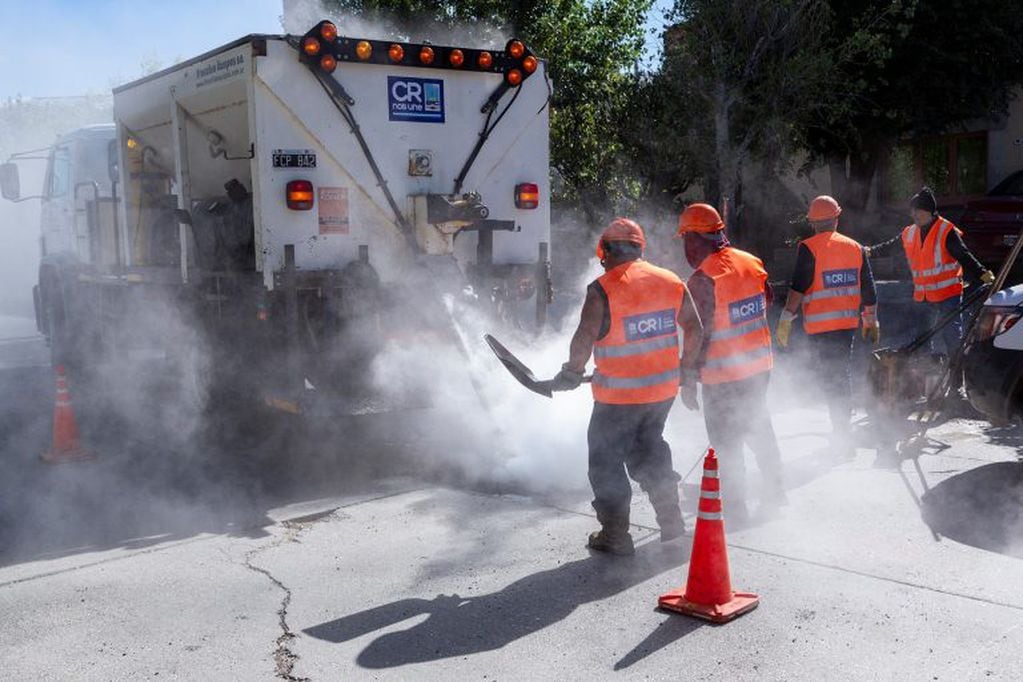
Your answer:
[40,365,94,464]
[658,448,758,623]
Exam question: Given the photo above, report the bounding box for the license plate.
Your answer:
[1003,234,1019,246]
[272,150,317,169]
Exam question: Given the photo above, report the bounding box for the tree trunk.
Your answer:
[713,81,740,238]
[829,141,882,215]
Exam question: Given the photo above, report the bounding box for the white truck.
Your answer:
[1,20,551,412]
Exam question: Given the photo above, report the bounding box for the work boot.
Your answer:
[645,477,685,543]
[658,517,686,542]
[587,528,635,556]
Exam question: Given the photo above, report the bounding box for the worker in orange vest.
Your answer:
[865,187,994,395]
[554,218,704,556]
[676,203,786,522]
[776,196,878,457]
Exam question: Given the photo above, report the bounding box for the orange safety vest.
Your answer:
[800,231,863,335]
[694,247,773,385]
[592,260,684,405]
[901,217,964,303]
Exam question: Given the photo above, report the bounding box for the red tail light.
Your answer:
[286,180,314,210]
[976,305,1022,341]
[515,182,539,209]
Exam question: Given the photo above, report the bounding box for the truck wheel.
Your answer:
[42,277,102,387]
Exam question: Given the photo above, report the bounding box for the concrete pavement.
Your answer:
[1,321,1022,679]
[2,407,1022,679]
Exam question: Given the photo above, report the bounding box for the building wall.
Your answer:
[987,88,1023,190]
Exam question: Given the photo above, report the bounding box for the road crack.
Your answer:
[242,510,339,681]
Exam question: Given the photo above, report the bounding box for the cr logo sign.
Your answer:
[391,80,423,103]
[636,318,661,334]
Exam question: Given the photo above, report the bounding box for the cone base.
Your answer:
[657,588,760,624]
[41,447,96,464]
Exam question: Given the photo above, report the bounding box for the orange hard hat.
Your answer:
[676,203,724,235]
[807,195,842,222]
[596,217,646,260]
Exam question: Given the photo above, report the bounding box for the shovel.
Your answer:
[484,334,590,398]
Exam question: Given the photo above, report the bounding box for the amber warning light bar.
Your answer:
[297,20,540,88]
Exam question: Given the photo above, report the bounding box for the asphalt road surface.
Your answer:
[1,313,1022,680]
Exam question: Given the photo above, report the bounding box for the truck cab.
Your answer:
[1,124,120,342]
[38,125,119,267]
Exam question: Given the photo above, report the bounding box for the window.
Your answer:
[46,146,71,198]
[883,133,987,205]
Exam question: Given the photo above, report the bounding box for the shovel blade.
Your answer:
[484,334,553,398]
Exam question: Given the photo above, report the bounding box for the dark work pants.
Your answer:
[807,329,855,435]
[917,294,964,390]
[701,372,783,505]
[587,398,682,531]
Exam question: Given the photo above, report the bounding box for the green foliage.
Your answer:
[627,0,837,234]
[805,0,1023,209]
[319,0,653,216]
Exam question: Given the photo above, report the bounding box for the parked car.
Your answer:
[959,170,1023,272]
[964,284,1023,421]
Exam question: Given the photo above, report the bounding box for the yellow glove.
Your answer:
[861,322,880,345]
[775,312,795,349]
[981,270,996,285]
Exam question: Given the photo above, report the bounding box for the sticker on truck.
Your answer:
[318,187,349,234]
[388,76,445,123]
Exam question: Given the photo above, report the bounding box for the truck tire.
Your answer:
[40,272,102,385]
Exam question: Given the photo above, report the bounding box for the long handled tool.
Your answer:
[483,334,590,397]
[909,225,1023,438]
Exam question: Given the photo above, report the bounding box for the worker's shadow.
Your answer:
[920,461,1023,558]
[983,422,1023,459]
[304,541,700,669]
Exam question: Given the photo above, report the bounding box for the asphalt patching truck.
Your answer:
[2,21,551,414]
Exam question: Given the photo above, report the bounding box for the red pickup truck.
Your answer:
[959,170,1023,272]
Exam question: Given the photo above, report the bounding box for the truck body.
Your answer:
[2,22,552,411]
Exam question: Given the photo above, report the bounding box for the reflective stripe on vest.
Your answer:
[702,344,772,370]
[902,218,964,303]
[593,333,679,359]
[592,367,680,389]
[591,260,684,405]
[800,231,863,335]
[805,309,859,324]
[802,286,859,302]
[709,316,768,342]
[694,247,774,385]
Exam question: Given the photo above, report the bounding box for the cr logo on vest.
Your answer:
[624,309,676,341]
[729,294,766,325]
[822,268,858,288]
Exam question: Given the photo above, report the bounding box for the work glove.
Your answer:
[550,366,584,392]
[775,311,796,349]
[980,270,996,285]
[861,307,880,345]
[679,370,700,411]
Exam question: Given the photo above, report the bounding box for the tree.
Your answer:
[651,0,838,241]
[315,0,654,222]
[805,0,1023,214]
